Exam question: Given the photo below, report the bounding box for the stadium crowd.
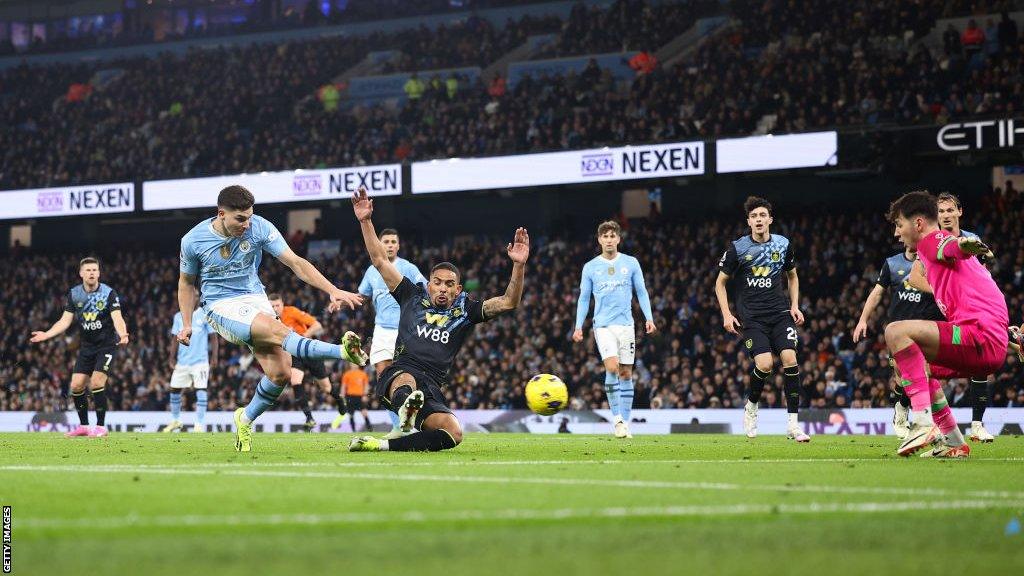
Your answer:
[2,1,1023,190]
[3,187,1022,417]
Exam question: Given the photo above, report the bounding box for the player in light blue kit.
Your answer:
[573,220,656,439]
[176,185,367,452]
[358,228,427,438]
[162,307,218,433]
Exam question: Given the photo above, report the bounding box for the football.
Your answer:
[525,373,569,416]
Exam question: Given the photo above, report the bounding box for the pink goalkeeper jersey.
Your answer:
[917,229,1008,328]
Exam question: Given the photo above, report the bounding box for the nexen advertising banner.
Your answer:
[0,182,134,221]
[411,141,704,194]
[143,164,402,211]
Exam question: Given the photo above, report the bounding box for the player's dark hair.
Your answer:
[431,262,461,283]
[744,196,772,217]
[937,192,962,209]
[596,220,620,236]
[267,293,281,301]
[217,185,255,211]
[888,190,938,223]
[79,256,99,270]
[379,228,399,239]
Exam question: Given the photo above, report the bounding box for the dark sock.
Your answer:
[351,413,358,432]
[364,414,372,430]
[72,391,89,426]
[293,385,313,421]
[782,366,801,414]
[892,384,911,408]
[330,383,346,415]
[971,378,988,422]
[748,367,770,404]
[390,385,412,410]
[91,388,107,426]
[387,429,458,452]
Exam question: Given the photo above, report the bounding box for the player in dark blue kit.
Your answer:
[854,244,945,440]
[347,187,529,452]
[31,257,129,438]
[714,196,810,442]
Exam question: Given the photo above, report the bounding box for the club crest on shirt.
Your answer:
[239,240,252,253]
[771,251,780,262]
[898,269,905,275]
[621,267,628,275]
[745,339,753,349]
[95,300,105,310]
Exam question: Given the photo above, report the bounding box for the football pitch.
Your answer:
[2,433,1023,575]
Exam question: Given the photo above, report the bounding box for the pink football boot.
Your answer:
[87,426,109,437]
[65,425,91,438]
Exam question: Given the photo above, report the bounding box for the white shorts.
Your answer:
[204,293,274,346]
[594,325,636,364]
[170,363,210,389]
[369,326,399,365]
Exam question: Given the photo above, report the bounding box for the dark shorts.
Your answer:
[73,345,117,375]
[376,364,454,428]
[291,356,329,380]
[742,312,799,357]
[345,395,364,412]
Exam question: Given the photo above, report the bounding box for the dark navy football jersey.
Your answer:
[876,252,944,322]
[718,234,796,320]
[63,283,121,347]
[391,277,488,385]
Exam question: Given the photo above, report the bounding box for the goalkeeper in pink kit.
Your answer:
[883,191,1009,458]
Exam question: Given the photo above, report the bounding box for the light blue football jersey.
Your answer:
[358,257,427,329]
[575,253,653,329]
[179,215,288,305]
[171,309,212,365]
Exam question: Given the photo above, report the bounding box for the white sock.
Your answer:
[240,413,253,425]
[745,399,757,410]
[944,427,965,446]
[380,439,390,451]
[910,410,931,427]
[787,413,798,428]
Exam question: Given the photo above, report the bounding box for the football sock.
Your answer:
[748,367,770,404]
[970,378,988,423]
[782,365,801,415]
[244,377,284,422]
[282,331,343,360]
[385,429,458,452]
[170,391,182,421]
[387,410,400,428]
[195,389,208,425]
[893,344,930,412]
[892,383,911,408]
[619,377,634,423]
[71,390,89,426]
[329,383,346,415]
[390,385,413,410]
[603,372,621,419]
[92,387,107,426]
[293,384,313,421]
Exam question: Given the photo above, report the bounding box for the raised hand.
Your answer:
[507,227,530,264]
[351,186,374,221]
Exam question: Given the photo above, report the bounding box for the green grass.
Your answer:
[2,432,1023,575]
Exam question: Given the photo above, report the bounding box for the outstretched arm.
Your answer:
[352,187,403,291]
[482,228,530,318]
[277,247,363,312]
[30,311,74,343]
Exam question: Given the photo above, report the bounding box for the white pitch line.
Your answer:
[1,456,1021,471]
[4,464,1023,500]
[17,499,1024,530]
